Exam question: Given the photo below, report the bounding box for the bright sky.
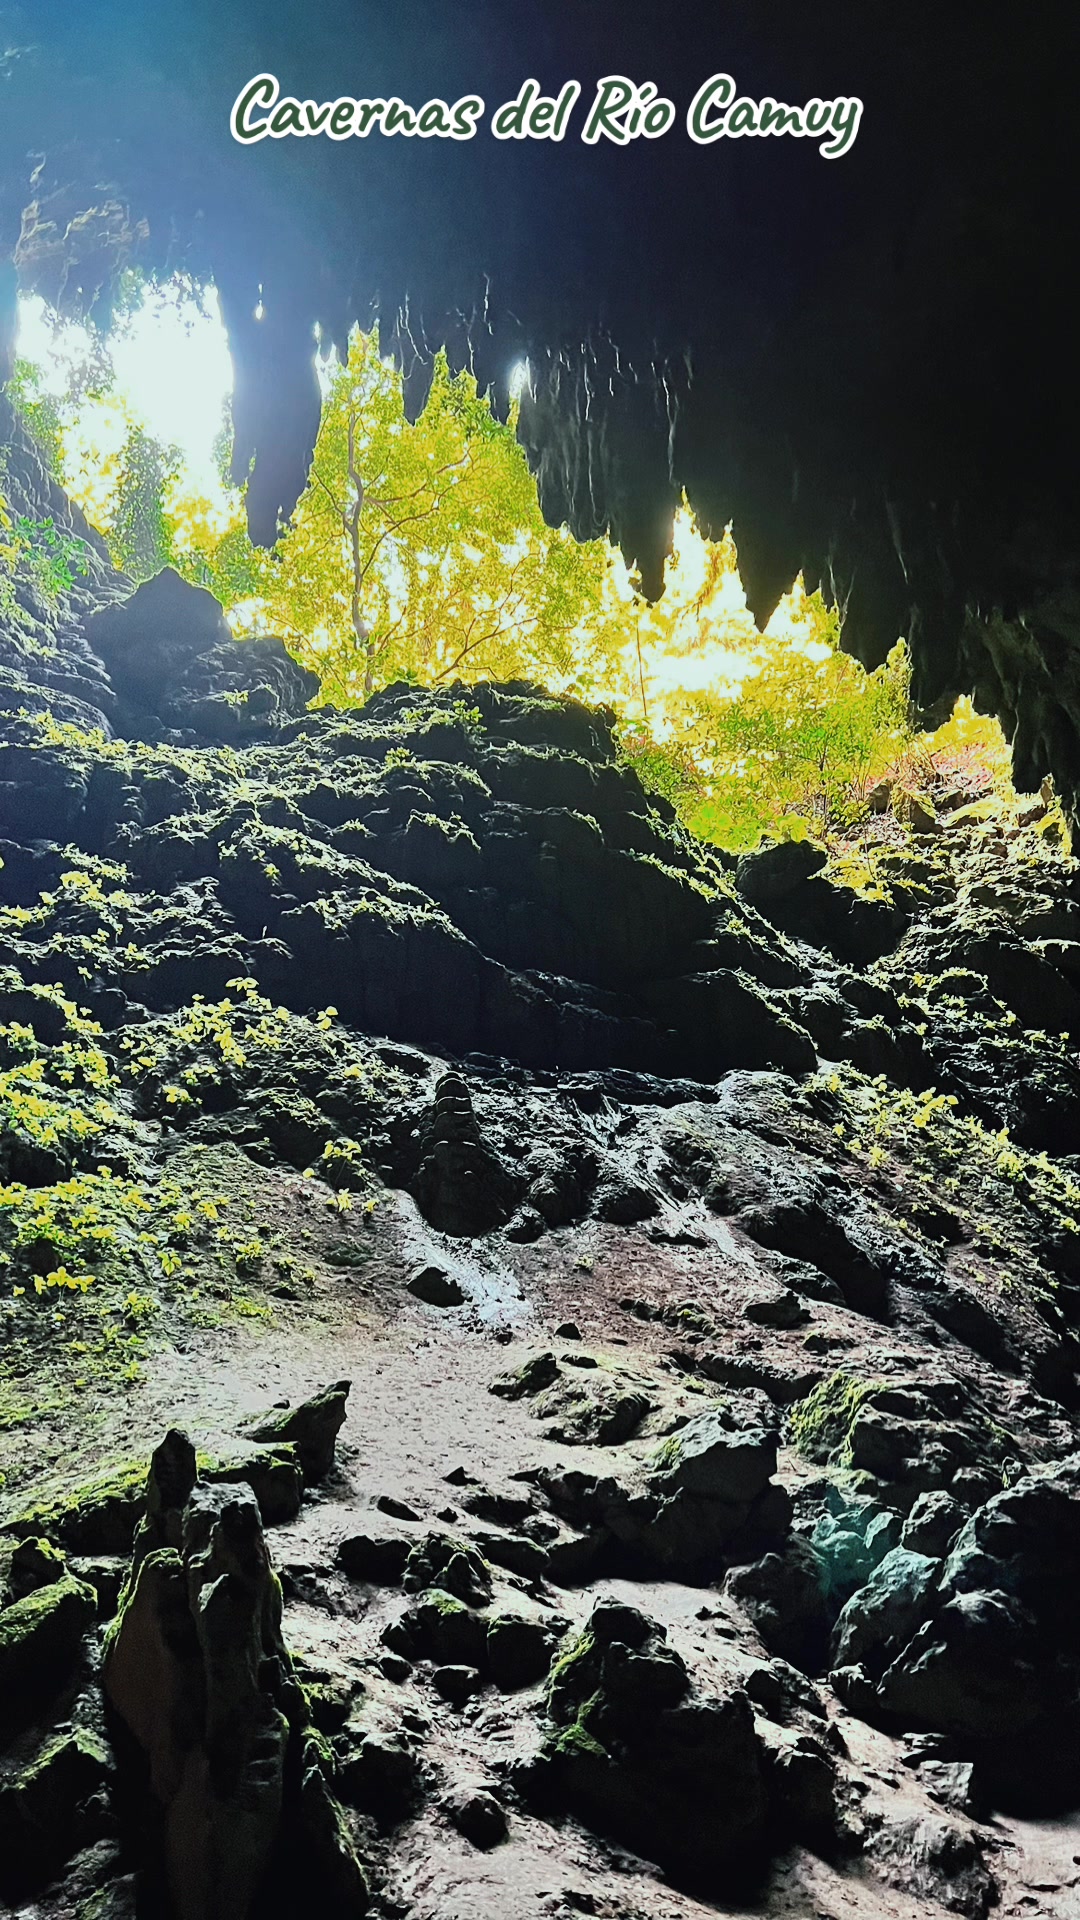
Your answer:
[15,282,234,500]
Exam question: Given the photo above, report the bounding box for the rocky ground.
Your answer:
[4,401,1080,1917]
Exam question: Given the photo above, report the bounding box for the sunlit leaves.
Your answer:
[233,330,625,704]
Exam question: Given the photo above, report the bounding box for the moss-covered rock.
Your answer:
[789,1370,884,1467]
[5,1531,67,1600]
[543,1598,767,1889]
[294,1728,370,1914]
[242,1379,350,1483]
[2,1442,302,1553]
[402,1531,492,1605]
[0,1726,113,1899]
[4,1464,148,1555]
[0,1569,96,1695]
[418,1588,490,1666]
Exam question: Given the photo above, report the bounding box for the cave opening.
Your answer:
[8,269,1050,881]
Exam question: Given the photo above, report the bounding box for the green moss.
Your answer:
[546,1626,600,1725]
[550,1708,608,1762]
[789,1370,884,1466]
[3,1461,146,1552]
[0,1571,96,1689]
[425,1587,468,1619]
[649,1435,683,1474]
[0,1724,112,1893]
[546,1641,609,1763]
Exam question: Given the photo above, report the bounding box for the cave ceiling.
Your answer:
[2,2,1079,782]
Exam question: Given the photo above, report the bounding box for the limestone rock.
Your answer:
[337,1523,413,1586]
[103,1481,292,1919]
[605,1410,784,1576]
[866,1812,996,1919]
[401,1589,489,1669]
[242,1379,350,1482]
[5,1532,67,1600]
[402,1531,493,1605]
[440,1782,508,1848]
[84,569,320,742]
[102,1453,367,1919]
[724,1537,832,1669]
[486,1612,555,1690]
[543,1598,767,1888]
[0,1570,96,1698]
[835,1455,1080,1802]
[830,1548,941,1676]
[406,1264,465,1307]
[901,1490,967,1558]
[0,1726,114,1901]
[410,1073,520,1234]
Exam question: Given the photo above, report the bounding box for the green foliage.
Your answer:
[1,446,91,623]
[107,421,181,582]
[20,283,1034,863]
[619,570,914,853]
[6,359,67,479]
[240,330,625,703]
[12,515,91,603]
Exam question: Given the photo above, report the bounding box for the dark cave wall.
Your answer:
[2,2,1080,799]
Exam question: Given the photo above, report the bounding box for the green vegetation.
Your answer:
[233,332,626,704]
[789,1370,883,1465]
[0,1572,97,1688]
[821,1061,1080,1255]
[13,278,1014,857]
[0,913,402,1456]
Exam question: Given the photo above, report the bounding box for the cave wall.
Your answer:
[2,3,1080,799]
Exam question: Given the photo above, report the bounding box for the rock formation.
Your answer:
[102,1435,367,1919]
[5,428,1080,1917]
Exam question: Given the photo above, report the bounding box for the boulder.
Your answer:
[878,1588,1048,1744]
[337,1523,413,1586]
[5,1533,67,1600]
[402,1531,493,1605]
[866,1812,996,1919]
[901,1491,967,1558]
[604,1410,784,1576]
[242,1380,351,1482]
[85,569,320,740]
[543,1599,767,1888]
[490,1350,561,1400]
[0,1571,96,1699]
[0,1727,114,1900]
[440,1782,508,1848]
[432,1663,484,1705]
[486,1613,555,1690]
[724,1537,832,1669]
[828,1456,1080,1804]
[830,1548,940,1677]
[655,1410,777,1502]
[403,1589,489,1668]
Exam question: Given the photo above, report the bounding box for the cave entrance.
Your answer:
[6,272,1060,880]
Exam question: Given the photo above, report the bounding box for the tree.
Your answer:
[240,330,625,705]
[614,511,914,849]
[12,288,921,856]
